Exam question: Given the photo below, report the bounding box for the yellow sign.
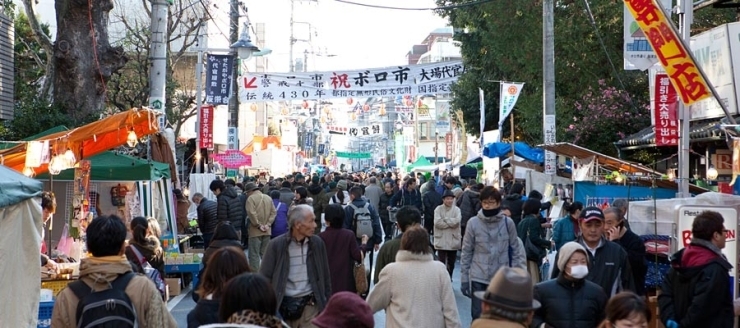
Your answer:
[623,0,711,105]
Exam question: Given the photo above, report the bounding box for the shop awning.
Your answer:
[615,117,730,150]
[0,108,161,174]
[35,151,171,181]
[538,142,708,194]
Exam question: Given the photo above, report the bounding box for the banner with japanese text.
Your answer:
[238,61,464,103]
[653,74,679,146]
[205,55,233,105]
[199,105,214,149]
[327,124,383,136]
[624,0,711,105]
[498,82,524,126]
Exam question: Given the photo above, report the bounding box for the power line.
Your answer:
[332,0,496,11]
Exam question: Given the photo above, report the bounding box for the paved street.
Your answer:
[168,247,473,327]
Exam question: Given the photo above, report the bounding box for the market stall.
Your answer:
[0,164,44,327]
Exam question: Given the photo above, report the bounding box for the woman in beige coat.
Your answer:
[367,226,462,328]
[434,189,462,279]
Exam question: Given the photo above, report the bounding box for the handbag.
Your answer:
[354,252,368,295]
[279,295,311,320]
[525,230,545,261]
[129,245,167,300]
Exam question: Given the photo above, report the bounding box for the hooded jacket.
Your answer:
[217,185,246,229]
[658,239,734,328]
[50,256,176,328]
[457,188,481,227]
[197,198,219,235]
[461,210,526,285]
[532,273,607,328]
[501,193,524,225]
[279,187,295,208]
[124,236,165,277]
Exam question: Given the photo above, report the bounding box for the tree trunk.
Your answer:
[54,0,127,124]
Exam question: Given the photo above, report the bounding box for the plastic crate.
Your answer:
[41,280,74,296]
[38,300,54,328]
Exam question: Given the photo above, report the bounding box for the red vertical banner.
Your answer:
[654,74,679,147]
[199,105,214,149]
[445,133,453,159]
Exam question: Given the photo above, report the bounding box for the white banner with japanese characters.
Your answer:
[327,124,383,136]
[239,61,464,103]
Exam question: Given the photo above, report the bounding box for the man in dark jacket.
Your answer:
[551,207,635,298]
[378,182,395,241]
[501,182,525,225]
[210,179,245,240]
[192,193,218,248]
[604,207,646,295]
[422,184,443,234]
[388,179,422,212]
[658,210,735,328]
[344,186,383,295]
[457,183,481,239]
[308,176,328,234]
[278,181,295,206]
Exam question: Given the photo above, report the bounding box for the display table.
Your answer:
[164,263,202,289]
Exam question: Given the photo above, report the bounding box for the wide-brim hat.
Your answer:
[243,182,259,192]
[474,267,541,311]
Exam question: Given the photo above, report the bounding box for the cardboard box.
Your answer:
[166,278,181,296]
[189,248,205,254]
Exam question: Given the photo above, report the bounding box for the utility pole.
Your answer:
[194,38,204,173]
[542,0,556,175]
[148,0,169,129]
[289,0,295,72]
[676,0,693,197]
[228,0,239,150]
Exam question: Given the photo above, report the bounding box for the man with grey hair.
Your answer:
[611,198,630,230]
[364,177,383,215]
[472,266,540,327]
[260,204,332,327]
[192,192,218,248]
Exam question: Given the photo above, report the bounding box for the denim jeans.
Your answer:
[470,281,488,319]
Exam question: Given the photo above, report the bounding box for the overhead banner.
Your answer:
[327,124,383,136]
[212,150,252,168]
[623,0,711,105]
[198,105,214,150]
[623,0,671,70]
[653,74,679,146]
[335,151,371,159]
[205,54,234,105]
[498,82,524,126]
[238,61,464,103]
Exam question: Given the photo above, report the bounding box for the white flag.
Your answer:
[498,83,525,126]
[479,88,485,146]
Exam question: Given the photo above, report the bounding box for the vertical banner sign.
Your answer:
[71,160,91,238]
[205,54,234,105]
[623,0,671,70]
[498,82,524,127]
[479,88,485,145]
[199,105,214,149]
[445,132,453,159]
[623,0,711,105]
[544,115,557,175]
[227,127,238,150]
[677,206,737,298]
[653,74,679,146]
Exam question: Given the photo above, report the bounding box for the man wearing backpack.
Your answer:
[51,215,176,328]
[344,186,383,294]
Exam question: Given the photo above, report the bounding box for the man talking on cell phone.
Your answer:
[603,207,646,296]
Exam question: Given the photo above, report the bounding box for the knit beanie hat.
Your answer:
[329,181,337,190]
[557,242,587,272]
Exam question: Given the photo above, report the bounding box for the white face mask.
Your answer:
[569,264,589,279]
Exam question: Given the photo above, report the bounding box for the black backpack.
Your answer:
[68,272,138,328]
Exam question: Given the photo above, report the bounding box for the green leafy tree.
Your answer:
[436,0,736,153]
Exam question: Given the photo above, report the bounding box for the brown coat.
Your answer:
[246,191,276,237]
[51,256,176,328]
[150,133,178,184]
[176,199,191,233]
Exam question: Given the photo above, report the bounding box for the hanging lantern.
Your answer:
[250,103,258,112]
[63,149,77,167]
[126,130,138,148]
[379,104,387,116]
[323,106,330,114]
[320,116,326,124]
[280,107,289,115]
[417,99,423,107]
[403,94,411,100]
[405,99,413,107]
[302,100,309,109]
[346,98,353,105]
[350,112,357,121]
[48,156,63,175]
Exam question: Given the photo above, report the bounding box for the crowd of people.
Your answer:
[46,168,740,328]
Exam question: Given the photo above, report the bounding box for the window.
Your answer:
[419,122,429,140]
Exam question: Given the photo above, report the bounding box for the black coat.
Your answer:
[533,274,607,328]
[551,237,635,297]
[186,298,220,328]
[196,199,219,235]
[658,244,734,328]
[501,193,524,225]
[613,229,647,295]
[216,186,245,229]
[422,190,442,232]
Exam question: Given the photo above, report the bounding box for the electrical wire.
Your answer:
[332,0,496,11]
[88,0,107,99]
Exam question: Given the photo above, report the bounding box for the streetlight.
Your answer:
[230,24,260,60]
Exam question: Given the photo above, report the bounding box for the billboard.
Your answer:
[689,24,738,120]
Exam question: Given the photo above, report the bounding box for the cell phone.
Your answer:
[618,220,626,229]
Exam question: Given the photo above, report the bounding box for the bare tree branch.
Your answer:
[20,0,54,100]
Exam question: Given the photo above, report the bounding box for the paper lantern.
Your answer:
[379,106,386,116]
[320,116,326,124]
[417,99,423,107]
[281,107,289,115]
[350,112,357,121]
[363,104,370,112]
[250,103,258,112]
[403,94,411,100]
[405,99,413,106]
[323,106,330,114]
[302,100,309,109]
[346,98,353,105]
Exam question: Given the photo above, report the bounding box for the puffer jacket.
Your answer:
[457,188,481,227]
[501,193,524,225]
[308,184,328,229]
[532,274,607,328]
[197,199,219,235]
[216,185,245,229]
[461,210,526,286]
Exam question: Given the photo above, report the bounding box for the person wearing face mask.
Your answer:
[550,206,635,298]
[460,186,526,320]
[532,241,607,328]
